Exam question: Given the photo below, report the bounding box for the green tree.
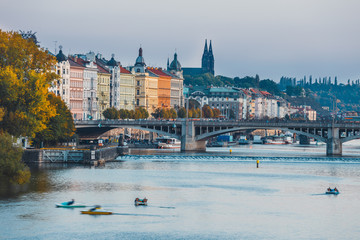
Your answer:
[177,107,186,118]
[103,107,119,119]
[0,132,30,184]
[151,108,161,119]
[229,109,236,119]
[259,79,281,96]
[169,108,177,119]
[33,93,75,147]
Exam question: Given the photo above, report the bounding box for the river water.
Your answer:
[1,143,360,240]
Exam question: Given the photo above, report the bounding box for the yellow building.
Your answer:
[133,47,158,116]
[120,66,135,111]
[97,64,111,119]
[135,71,158,116]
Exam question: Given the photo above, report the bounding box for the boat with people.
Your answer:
[326,187,340,195]
[81,205,113,215]
[134,197,148,206]
[56,199,86,208]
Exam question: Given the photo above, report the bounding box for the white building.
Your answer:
[50,46,70,106]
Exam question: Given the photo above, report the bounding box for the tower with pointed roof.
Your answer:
[51,45,71,108]
[208,40,215,75]
[134,47,146,73]
[201,39,214,75]
[167,52,183,78]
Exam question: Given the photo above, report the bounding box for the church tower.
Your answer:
[208,40,214,75]
[134,47,146,73]
[201,39,214,75]
[201,39,210,73]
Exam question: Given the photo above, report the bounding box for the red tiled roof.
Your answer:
[68,58,85,68]
[120,66,131,74]
[147,67,171,77]
[260,91,271,96]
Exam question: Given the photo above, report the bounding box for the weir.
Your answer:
[22,146,127,165]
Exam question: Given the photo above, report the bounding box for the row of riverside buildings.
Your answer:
[49,40,317,121]
[187,86,317,121]
[50,47,184,120]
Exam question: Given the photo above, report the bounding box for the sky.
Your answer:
[1,0,360,83]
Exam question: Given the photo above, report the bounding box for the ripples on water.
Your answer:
[1,144,360,239]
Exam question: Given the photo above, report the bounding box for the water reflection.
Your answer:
[1,147,360,239]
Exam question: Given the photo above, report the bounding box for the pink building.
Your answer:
[69,57,84,120]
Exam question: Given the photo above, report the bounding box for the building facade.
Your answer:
[147,68,171,109]
[96,64,111,119]
[119,66,135,111]
[69,58,84,120]
[133,48,158,115]
[167,52,184,108]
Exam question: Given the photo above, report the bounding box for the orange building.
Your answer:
[147,68,171,109]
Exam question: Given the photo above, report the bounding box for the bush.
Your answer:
[0,132,30,184]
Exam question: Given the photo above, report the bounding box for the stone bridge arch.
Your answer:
[196,126,326,143]
[340,134,360,143]
[76,125,181,140]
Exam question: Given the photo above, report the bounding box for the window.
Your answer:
[137,89,140,95]
[136,99,139,106]
[137,81,140,86]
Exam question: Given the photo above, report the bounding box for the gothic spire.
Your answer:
[203,39,208,54]
[209,40,213,55]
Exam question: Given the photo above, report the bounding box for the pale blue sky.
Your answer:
[1,0,360,82]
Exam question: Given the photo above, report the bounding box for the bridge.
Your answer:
[75,119,360,156]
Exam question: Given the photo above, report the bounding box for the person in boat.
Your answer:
[90,205,101,211]
[334,187,338,192]
[327,187,331,192]
[67,199,75,205]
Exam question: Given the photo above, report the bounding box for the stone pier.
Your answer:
[326,127,342,156]
[181,121,207,152]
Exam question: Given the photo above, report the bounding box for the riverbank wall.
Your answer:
[22,146,128,165]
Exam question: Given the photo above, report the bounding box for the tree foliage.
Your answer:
[177,107,186,118]
[104,107,150,120]
[151,108,177,119]
[33,93,75,147]
[103,107,120,119]
[0,30,57,138]
[0,131,30,184]
[259,79,282,96]
[202,105,214,118]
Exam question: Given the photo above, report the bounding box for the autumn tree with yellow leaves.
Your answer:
[0,30,63,184]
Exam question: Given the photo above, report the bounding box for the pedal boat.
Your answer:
[134,198,148,206]
[81,206,112,215]
[56,202,86,208]
[326,189,340,195]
